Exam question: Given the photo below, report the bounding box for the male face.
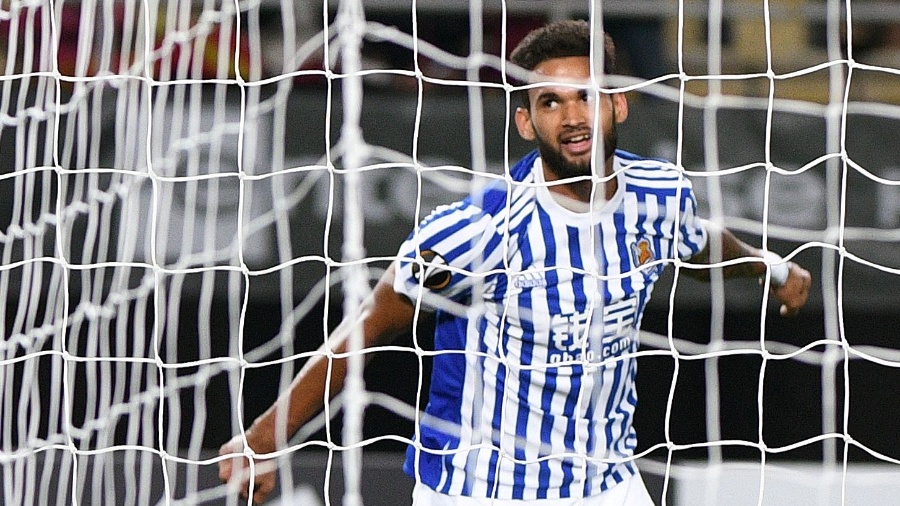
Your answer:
[514,56,628,180]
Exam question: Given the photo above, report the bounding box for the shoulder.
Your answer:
[615,149,695,189]
[509,149,540,182]
[465,150,539,216]
[416,150,539,233]
[615,149,677,176]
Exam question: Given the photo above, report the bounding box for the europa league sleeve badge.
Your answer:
[411,249,452,290]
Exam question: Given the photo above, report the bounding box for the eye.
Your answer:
[541,98,559,109]
[580,89,594,103]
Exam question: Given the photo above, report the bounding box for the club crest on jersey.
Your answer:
[631,238,655,267]
[411,249,452,290]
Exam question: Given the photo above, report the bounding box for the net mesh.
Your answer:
[1,0,899,504]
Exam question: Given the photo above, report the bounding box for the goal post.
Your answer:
[1,0,899,505]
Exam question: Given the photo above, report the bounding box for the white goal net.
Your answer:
[1,0,899,505]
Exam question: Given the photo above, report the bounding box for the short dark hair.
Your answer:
[510,20,616,75]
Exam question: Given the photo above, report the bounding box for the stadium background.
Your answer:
[220,0,900,466]
[0,0,898,503]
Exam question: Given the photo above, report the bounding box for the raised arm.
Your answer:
[218,263,415,504]
[684,224,812,317]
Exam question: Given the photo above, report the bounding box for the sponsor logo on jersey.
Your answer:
[548,298,638,364]
[411,249,452,290]
[630,238,655,267]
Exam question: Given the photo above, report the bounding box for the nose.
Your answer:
[561,99,589,127]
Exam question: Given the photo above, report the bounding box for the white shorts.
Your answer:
[411,473,655,506]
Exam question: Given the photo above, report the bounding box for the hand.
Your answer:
[770,262,811,317]
[218,433,277,505]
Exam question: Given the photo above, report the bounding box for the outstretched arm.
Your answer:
[218,263,414,504]
[684,225,812,317]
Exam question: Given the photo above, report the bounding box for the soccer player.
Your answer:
[218,20,812,505]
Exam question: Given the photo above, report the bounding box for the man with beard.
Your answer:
[219,20,811,505]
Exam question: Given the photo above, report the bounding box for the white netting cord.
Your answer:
[334,1,370,505]
[3,0,256,503]
[699,0,728,478]
[827,0,855,477]
[262,0,303,500]
[756,2,778,502]
[3,30,53,501]
[2,0,900,504]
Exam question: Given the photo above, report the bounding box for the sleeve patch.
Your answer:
[411,250,453,290]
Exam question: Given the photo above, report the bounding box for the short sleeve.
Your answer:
[676,180,709,260]
[393,198,503,307]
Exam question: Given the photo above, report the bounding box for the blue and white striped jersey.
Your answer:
[394,149,708,501]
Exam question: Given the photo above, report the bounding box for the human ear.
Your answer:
[515,106,536,141]
[612,93,628,124]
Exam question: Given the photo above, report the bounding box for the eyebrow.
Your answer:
[534,90,561,102]
[533,86,587,103]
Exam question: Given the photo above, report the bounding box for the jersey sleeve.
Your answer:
[393,198,503,307]
[676,179,709,260]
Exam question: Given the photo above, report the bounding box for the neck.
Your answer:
[544,156,617,203]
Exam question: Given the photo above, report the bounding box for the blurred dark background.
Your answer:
[1,0,899,504]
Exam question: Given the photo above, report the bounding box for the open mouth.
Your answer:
[561,132,592,155]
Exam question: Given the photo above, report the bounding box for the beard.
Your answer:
[535,123,619,180]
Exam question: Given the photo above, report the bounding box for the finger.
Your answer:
[220,469,250,501]
[218,459,233,483]
[222,460,253,500]
[219,439,239,456]
[218,440,243,483]
[252,478,276,505]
